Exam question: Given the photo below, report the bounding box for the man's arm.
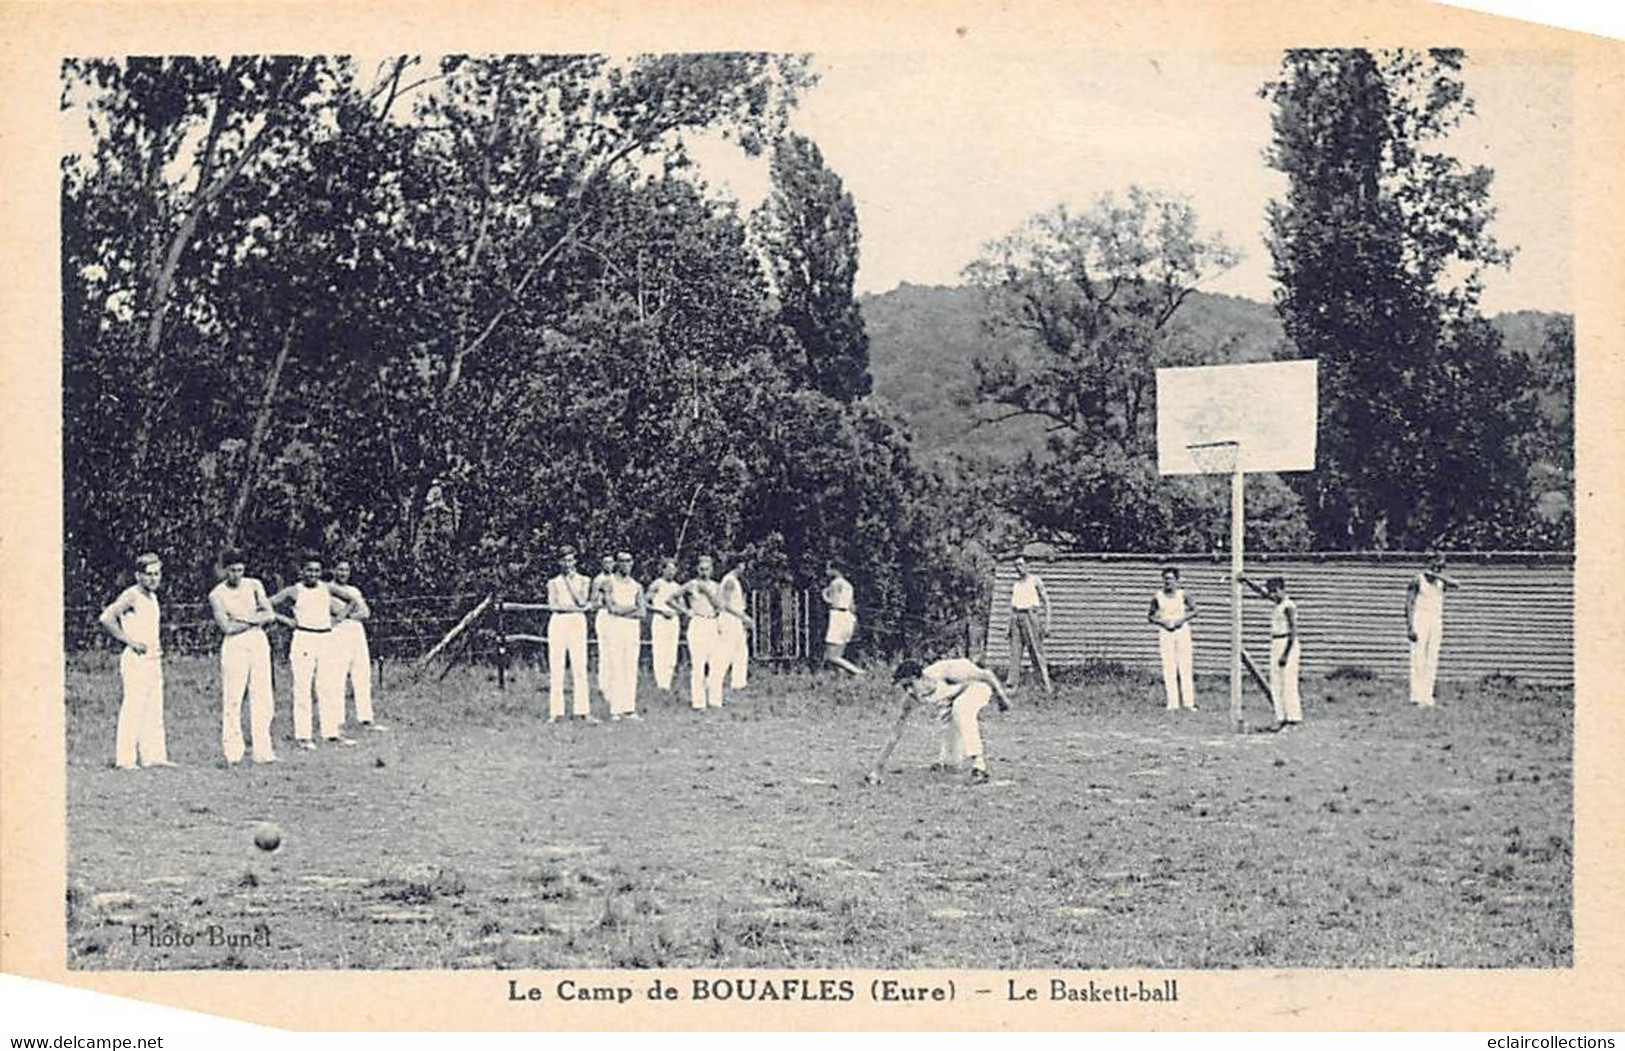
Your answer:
[1147,597,1164,629]
[1236,574,1270,601]
[98,591,142,653]
[209,590,249,636]
[865,695,916,784]
[1035,577,1052,634]
[1405,578,1419,640]
[973,666,1013,711]
[1438,573,1463,590]
[1181,593,1197,627]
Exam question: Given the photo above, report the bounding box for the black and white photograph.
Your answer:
[5,0,1624,1034]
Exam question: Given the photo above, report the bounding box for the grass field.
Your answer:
[63,651,1572,970]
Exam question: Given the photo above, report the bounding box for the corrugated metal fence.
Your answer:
[986,552,1573,686]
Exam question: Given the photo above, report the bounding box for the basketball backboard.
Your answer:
[1155,359,1318,475]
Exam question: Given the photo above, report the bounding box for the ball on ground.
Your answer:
[253,822,283,853]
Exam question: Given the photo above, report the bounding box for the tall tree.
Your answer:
[1261,48,1535,549]
[959,187,1306,551]
[752,132,872,402]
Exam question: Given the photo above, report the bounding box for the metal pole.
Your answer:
[1230,457,1244,733]
[495,595,507,691]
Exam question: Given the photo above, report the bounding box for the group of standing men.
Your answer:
[538,548,753,722]
[1004,553,1464,728]
[97,550,382,770]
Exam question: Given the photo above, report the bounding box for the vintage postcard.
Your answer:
[2,0,1622,1032]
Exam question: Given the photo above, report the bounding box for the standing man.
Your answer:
[545,546,594,723]
[331,557,385,732]
[98,552,173,770]
[1406,553,1462,708]
[866,656,1012,786]
[683,555,724,710]
[208,550,279,765]
[602,552,646,721]
[645,557,685,693]
[269,554,367,750]
[1241,573,1302,729]
[1006,555,1054,693]
[1147,565,1197,711]
[716,553,754,692]
[821,563,865,676]
[591,553,616,709]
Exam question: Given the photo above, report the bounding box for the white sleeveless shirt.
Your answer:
[1011,575,1041,610]
[294,583,334,630]
[1414,573,1445,622]
[1153,588,1189,627]
[117,586,161,654]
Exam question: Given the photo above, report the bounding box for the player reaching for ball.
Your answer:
[866,657,1012,786]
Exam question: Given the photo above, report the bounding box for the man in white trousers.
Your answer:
[602,551,646,721]
[331,557,385,732]
[822,564,866,676]
[1147,565,1197,710]
[270,554,367,750]
[208,550,279,765]
[1406,553,1462,708]
[1242,573,1302,729]
[645,557,684,693]
[591,553,615,707]
[682,555,724,710]
[546,546,594,723]
[716,554,753,690]
[98,552,174,770]
[867,657,1012,786]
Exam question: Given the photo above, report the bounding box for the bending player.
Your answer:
[1406,553,1461,708]
[866,656,1012,786]
[821,563,866,675]
[1240,573,1301,729]
[1147,564,1197,710]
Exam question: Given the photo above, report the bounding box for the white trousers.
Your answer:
[937,683,992,768]
[1159,626,1196,709]
[1270,636,1302,724]
[290,630,344,740]
[594,611,612,698]
[116,651,168,768]
[687,617,722,709]
[548,613,590,718]
[332,619,373,724]
[1410,612,1443,706]
[601,615,641,715]
[717,617,748,689]
[221,629,274,762]
[651,614,680,690]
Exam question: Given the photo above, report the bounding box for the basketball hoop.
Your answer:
[1184,439,1239,477]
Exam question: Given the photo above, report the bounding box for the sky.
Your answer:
[691,47,1575,315]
